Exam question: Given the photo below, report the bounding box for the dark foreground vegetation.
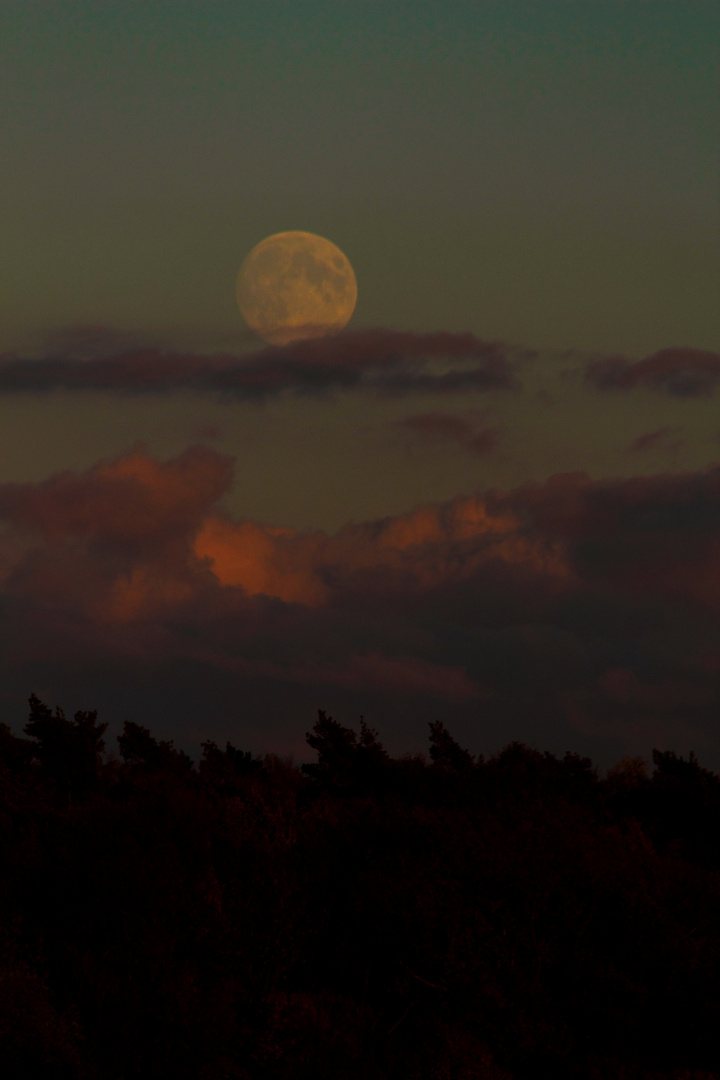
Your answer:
[1,698,720,1079]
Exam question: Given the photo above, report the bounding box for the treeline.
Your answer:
[1,698,720,1079]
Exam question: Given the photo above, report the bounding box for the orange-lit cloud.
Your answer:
[194,517,327,607]
[2,447,718,618]
[0,446,717,766]
[0,445,232,622]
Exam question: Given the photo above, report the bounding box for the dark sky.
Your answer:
[0,1,718,770]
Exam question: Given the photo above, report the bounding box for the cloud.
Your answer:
[0,329,519,400]
[36,323,162,360]
[282,652,482,702]
[397,411,501,456]
[0,446,717,767]
[586,347,720,396]
[598,667,714,711]
[0,445,233,623]
[0,444,232,547]
[194,516,327,607]
[627,427,680,454]
[10,329,719,412]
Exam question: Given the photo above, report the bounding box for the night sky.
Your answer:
[0,0,718,769]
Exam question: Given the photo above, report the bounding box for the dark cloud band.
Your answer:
[0,330,518,400]
[585,347,720,397]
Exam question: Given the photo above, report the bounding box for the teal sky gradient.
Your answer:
[1,0,718,354]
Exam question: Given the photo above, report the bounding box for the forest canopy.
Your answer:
[1,699,719,1079]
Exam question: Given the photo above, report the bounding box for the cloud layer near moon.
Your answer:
[3,333,718,399]
[0,330,516,397]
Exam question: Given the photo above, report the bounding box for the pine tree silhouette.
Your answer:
[428,720,474,771]
[199,739,265,791]
[24,694,107,802]
[117,719,192,774]
[302,710,358,790]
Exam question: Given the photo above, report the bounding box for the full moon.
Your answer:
[236,231,357,346]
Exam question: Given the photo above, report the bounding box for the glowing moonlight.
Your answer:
[236,231,357,346]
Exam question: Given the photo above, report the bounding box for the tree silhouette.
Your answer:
[199,739,265,792]
[647,748,720,867]
[117,719,192,774]
[4,695,720,1079]
[302,711,389,795]
[0,722,34,776]
[0,962,86,1078]
[302,709,359,789]
[608,756,650,786]
[23,694,107,802]
[354,717,389,784]
[428,720,475,771]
